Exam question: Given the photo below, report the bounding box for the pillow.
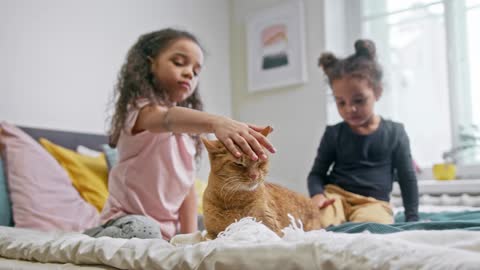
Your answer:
[0,128,14,226]
[40,138,109,212]
[76,145,102,157]
[101,144,118,170]
[0,122,99,231]
[0,156,14,227]
[195,179,207,215]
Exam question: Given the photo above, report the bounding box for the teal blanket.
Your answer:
[326,210,480,234]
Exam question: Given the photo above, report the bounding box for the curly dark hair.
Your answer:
[108,28,204,160]
[318,39,383,96]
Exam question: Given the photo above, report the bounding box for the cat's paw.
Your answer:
[204,232,216,240]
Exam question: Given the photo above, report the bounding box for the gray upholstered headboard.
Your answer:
[19,126,108,151]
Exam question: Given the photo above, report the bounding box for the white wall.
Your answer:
[230,0,327,194]
[0,0,231,180]
[0,0,231,133]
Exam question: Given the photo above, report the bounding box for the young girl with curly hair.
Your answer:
[86,28,276,240]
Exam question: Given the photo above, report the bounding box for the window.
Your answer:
[467,0,480,125]
[361,0,450,168]
[326,0,480,169]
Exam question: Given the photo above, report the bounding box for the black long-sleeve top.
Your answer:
[307,119,419,222]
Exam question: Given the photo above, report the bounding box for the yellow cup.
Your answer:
[432,163,456,180]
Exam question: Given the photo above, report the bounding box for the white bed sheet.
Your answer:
[1,216,480,270]
[0,257,115,270]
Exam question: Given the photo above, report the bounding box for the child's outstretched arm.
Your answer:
[133,105,276,160]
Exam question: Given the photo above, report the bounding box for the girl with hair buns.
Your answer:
[308,40,419,226]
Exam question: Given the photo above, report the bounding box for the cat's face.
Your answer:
[202,127,272,192]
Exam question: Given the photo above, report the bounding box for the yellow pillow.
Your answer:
[194,179,207,215]
[39,138,109,212]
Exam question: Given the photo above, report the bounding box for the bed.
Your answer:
[1,211,480,269]
[1,124,480,269]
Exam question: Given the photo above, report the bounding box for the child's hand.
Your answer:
[312,193,335,209]
[213,116,276,160]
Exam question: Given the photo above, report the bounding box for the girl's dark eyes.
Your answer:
[173,60,184,66]
[336,99,365,107]
[353,98,366,104]
[172,59,200,76]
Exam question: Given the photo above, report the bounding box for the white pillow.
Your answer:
[76,145,102,157]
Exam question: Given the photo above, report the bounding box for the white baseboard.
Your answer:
[392,179,480,196]
[417,165,480,180]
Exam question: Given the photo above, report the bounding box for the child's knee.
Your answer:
[349,204,393,224]
[350,214,393,224]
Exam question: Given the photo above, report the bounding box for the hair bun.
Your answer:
[318,52,338,70]
[354,39,376,60]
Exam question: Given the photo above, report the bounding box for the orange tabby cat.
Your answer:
[202,127,324,238]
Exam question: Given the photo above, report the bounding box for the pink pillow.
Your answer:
[0,122,100,231]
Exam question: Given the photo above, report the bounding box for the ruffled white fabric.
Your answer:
[216,217,281,243]
[2,217,480,270]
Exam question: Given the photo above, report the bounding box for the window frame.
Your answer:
[345,0,474,152]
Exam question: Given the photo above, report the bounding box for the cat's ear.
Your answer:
[260,126,273,137]
[201,136,219,153]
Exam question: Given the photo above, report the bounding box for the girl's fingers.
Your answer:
[222,138,242,158]
[250,129,276,154]
[243,133,267,160]
[247,124,266,132]
[312,196,326,209]
[218,121,275,160]
[233,134,258,160]
[248,124,275,134]
[317,200,326,209]
[320,198,335,209]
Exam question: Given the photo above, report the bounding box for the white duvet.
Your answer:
[1,217,480,270]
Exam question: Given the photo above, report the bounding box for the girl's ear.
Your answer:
[260,126,273,137]
[147,56,155,70]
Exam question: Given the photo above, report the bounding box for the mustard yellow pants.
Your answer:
[319,184,394,228]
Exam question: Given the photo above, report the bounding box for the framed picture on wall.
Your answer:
[246,0,308,92]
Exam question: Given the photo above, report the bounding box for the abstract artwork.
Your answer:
[262,24,289,70]
[246,0,307,92]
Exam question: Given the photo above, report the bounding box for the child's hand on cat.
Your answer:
[212,116,276,161]
[312,193,335,209]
